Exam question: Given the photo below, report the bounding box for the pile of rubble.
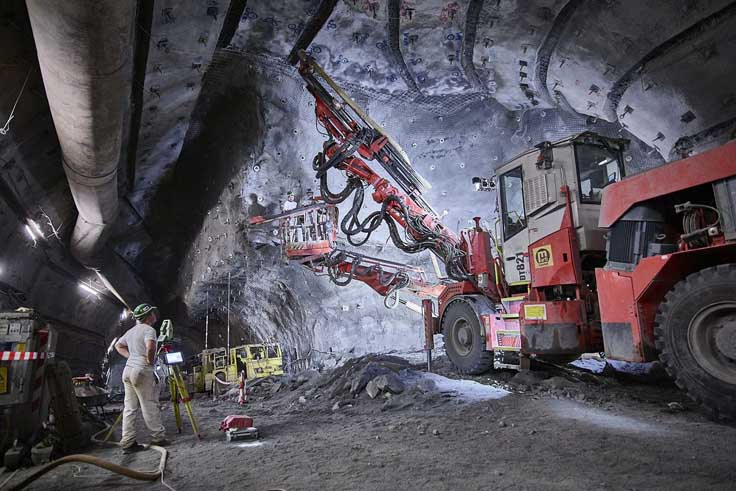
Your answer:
[236,354,509,412]
[215,353,689,416]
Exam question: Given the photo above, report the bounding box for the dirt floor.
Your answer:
[6,355,736,490]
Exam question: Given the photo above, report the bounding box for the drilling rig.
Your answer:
[250,51,736,419]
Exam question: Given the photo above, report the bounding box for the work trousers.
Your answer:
[120,366,165,447]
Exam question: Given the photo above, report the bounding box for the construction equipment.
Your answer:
[0,310,57,467]
[72,375,110,411]
[253,51,736,418]
[190,342,284,393]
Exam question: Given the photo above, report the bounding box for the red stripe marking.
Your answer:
[0,351,48,360]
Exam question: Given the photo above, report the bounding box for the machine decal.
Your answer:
[0,367,6,394]
[533,245,554,268]
[515,252,528,281]
[523,304,547,320]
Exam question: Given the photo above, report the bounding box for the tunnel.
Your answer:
[0,1,735,489]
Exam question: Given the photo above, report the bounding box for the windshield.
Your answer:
[499,166,526,240]
[575,143,624,203]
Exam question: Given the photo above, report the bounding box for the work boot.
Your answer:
[151,438,170,447]
[122,442,145,454]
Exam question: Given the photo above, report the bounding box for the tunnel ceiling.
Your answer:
[222,0,736,154]
[2,0,736,367]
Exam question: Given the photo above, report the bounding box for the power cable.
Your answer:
[0,67,32,136]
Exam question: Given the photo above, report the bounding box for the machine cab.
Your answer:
[495,132,627,287]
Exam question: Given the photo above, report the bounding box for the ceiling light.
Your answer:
[79,282,100,297]
[472,176,496,192]
[29,220,44,239]
[24,224,36,241]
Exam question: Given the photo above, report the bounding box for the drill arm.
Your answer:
[297,51,469,282]
[299,249,447,311]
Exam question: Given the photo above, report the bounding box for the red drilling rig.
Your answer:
[250,52,736,419]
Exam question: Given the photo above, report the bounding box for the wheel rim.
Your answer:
[687,301,736,385]
[452,317,474,357]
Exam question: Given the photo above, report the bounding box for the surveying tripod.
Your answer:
[157,320,201,439]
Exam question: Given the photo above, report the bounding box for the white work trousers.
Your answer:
[120,366,165,447]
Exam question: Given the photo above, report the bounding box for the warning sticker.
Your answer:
[524,304,547,321]
[533,245,554,269]
[0,367,7,394]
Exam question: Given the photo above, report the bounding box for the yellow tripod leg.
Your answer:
[172,366,201,439]
[169,371,182,433]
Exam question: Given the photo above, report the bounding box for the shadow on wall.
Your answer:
[135,83,266,302]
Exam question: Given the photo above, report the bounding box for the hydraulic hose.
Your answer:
[8,422,168,490]
[314,137,471,282]
[326,250,362,286]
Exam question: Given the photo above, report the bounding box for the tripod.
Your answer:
[159,347,201,439]
[102,360,201,442]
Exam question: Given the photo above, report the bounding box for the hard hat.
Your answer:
[132,303,158,320]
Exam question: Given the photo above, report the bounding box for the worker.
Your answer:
[282,191,297,212]
[115,303,168,453]
[282,192,299,241]
[298,189,318,241]
[299,189,315,207]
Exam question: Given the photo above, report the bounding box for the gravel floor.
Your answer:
[7,356,736,491]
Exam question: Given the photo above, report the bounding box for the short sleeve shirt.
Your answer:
[118,323,157,369]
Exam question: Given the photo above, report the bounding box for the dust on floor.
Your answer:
[8,355,736,491]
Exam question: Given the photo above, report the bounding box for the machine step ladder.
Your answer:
[491,296,525,370]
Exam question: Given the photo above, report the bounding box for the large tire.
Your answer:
[655,264,736,420]
[442,299,493,374]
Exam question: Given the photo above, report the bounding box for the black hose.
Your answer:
[312,136,471,282]
[326,250,363,286]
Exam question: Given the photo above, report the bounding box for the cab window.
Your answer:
[575,143,624,203]
[499,166,526,240]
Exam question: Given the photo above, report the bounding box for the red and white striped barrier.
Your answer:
[0,351,52,361]
[31,330,50,413]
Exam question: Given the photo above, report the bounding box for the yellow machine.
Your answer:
[190,343,284,393]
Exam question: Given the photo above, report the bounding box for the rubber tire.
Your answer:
[655,264,736,421]
[441,299,493,375]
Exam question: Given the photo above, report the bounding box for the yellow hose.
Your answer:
[9,421,168,490]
